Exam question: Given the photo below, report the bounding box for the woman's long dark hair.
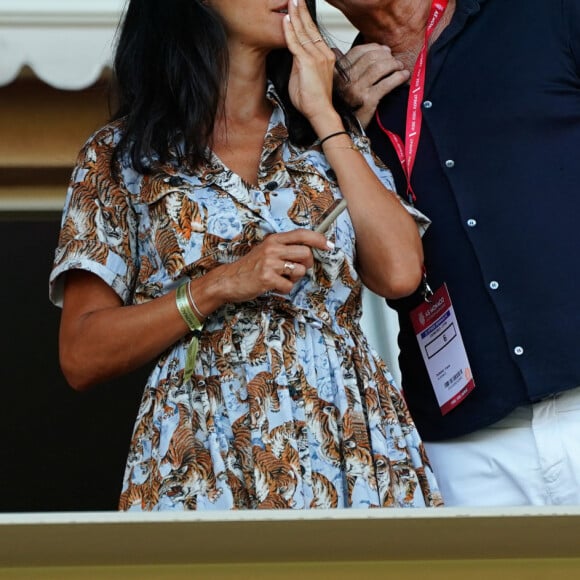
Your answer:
[112,0,357,173]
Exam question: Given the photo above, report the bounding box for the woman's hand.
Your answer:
[216,228,332,302]
[58,230,330,391]
[282,0,339,131]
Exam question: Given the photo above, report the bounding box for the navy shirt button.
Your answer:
[489,281,500,290]
[423,100,433,109]
[467,219,477,227]
[445,159,455,168]
[514,346,524,356]
[265,181,278,191]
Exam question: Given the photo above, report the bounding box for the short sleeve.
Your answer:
[352,133,431,237]
[49,124,138,307]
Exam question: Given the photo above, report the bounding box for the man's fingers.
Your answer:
[347,48,405,85]
[337,44,396,74]
[371,70,411,95]
[334,42,409,115]
[340,43,393,64]
[332,47,345,60]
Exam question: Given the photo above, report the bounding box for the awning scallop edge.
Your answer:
[0,2,121,90]
[0,1,355,91]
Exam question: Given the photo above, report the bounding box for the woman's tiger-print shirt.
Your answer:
[50,86,442,510]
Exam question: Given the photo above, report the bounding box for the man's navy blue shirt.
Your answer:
[365,0,580,440]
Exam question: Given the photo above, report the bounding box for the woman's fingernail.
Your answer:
[326,240,335,251]
[293,0,298,6]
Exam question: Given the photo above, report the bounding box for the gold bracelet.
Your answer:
[176,282,202,330]
[176,281,203,382]
[186,280,207,320]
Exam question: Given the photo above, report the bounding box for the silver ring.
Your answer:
[282,262,296,276]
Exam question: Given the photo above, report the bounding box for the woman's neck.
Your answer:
[220,48,271,126]
[211,47,273,186]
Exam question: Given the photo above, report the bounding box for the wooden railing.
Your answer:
[1,508,580,578]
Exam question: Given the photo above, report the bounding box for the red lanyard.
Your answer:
[375,0,449,202]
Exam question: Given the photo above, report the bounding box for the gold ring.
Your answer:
[301,37,323,46]
[283,262,296,276]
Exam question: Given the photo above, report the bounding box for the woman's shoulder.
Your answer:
[68,118,143,195]
[78,118,128,156]
[71,118,140,186]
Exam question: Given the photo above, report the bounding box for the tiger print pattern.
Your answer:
[49,84,441,510]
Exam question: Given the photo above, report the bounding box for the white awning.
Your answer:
[0,0,356,90]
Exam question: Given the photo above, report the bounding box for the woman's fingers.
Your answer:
[260,232,320,271]
[282,10,304,56]
[280,260,307,282]
[224,228,334,301]
[293,0,324,47]
[286,0,311,46]
[275,227,333,252]
[285,0,329,56]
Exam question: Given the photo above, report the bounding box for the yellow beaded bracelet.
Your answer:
[176,281,203,382]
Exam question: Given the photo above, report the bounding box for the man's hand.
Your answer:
[334,44,410,128]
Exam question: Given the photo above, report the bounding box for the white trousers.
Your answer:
[424,385,580,507]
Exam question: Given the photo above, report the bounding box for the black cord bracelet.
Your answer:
[317,131,350,147]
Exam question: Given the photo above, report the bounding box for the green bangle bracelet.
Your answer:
[175,281,203,382]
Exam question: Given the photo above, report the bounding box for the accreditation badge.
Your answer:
[410,283,475,415]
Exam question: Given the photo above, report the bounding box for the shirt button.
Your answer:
[514,346,524,356]
[445,159,455,168]
[423,100,433,109]
[265,180,278,191]
[489,281,500,290]
[467,219,477,227]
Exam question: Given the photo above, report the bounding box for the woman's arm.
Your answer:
[59,228,331,391]
[320,134,424,298]
[59,270,189,391]
[284,0,423,299]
